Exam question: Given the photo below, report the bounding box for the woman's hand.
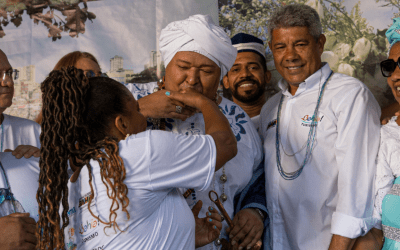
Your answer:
[166,88,212,111]
[193,200,222,248]
[137,89,196,120]
[4,145,40,159]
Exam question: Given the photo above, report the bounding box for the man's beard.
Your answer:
[231,77,265,103]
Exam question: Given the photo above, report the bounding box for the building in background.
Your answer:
[5,65,42,120]
[107,55,134,84]
[110,55,123,72]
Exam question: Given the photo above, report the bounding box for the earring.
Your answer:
[125,133,130,140]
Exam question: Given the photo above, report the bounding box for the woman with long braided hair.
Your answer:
[36,67,237,249]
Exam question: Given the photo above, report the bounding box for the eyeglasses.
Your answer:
[1,69,19,82]
[84,70,107,78]
[381,57,400,77]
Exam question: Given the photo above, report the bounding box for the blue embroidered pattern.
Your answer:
[128,84,152,100]
[185,122,202,135]
[219,104,248,142]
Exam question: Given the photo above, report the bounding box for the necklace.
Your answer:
[275,71,333,180]
[0,114,4,152]
[0,161,16,213]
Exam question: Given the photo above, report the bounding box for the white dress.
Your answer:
[63,130,216,250]
[373,116,400,228]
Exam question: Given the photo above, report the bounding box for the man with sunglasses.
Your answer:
[260,4,381,250]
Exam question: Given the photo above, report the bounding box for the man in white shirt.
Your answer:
[0,50,40,154]
[223,33,271,132]
[260,4,380,250]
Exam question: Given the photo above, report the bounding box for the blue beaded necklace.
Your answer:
[275,70,333,180]
[0,114,16,213]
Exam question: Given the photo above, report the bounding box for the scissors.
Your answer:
[209,190,233,227]
[209,190,262,250]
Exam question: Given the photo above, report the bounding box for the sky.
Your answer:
[0,0,218,83]
[342,0,396,31]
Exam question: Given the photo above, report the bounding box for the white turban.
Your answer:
[159,14,237,80]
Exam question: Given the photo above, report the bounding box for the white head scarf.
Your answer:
[159,14,237,80]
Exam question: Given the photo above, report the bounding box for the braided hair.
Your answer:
[37,67,132,249]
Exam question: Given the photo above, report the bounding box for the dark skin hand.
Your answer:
[137,89,196,120]
[352,228,384,250]
[227,208,263,250]
[0,213,37,250]
[194,200,223,248]
[4,145,40,159]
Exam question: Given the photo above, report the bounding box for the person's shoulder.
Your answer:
[4,114,40,129]
[124,82,158,99]
[328,73,380,110]
[219,97,261,143]
[261,91,282,116]
[329,72,369,92]
[219,97,251,120]
[381,116,400,141]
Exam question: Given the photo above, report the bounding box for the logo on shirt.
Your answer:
[82,232,98,244]
[67,207,76,217]
[66,241,77,250]
[300,115,324,127]
[79,218,100,236]
[266,119,277,131]
[79,192,93,208]
[67,227,75,240]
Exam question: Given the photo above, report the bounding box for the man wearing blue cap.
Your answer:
[223,33,271,132]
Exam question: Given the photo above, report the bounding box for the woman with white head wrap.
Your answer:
[127,14,266,250]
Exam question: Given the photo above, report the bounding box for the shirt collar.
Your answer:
[278,63,332,97]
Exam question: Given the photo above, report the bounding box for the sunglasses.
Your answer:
[84,70,108,78]
[381,57,400,77]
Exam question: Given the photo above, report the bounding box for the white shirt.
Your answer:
[1,114,41,151]
[373,116,400,229]
[251,114,260,132]
[125,82,263,249]
[260,63,381,250]
[171,98,263,250]
[0,152,40,221]
[63,130,216,250]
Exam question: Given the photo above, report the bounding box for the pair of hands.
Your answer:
[193,202,264,250]
[0,213,37,250]
[138,89,209,120]
[4,145,40,159]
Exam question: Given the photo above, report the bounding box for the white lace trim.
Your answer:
[374,116,400,222]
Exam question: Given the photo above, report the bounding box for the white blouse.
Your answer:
[63,130,216,250]
[373,116,400,229]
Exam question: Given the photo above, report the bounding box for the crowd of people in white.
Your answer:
[0,3,399,250]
